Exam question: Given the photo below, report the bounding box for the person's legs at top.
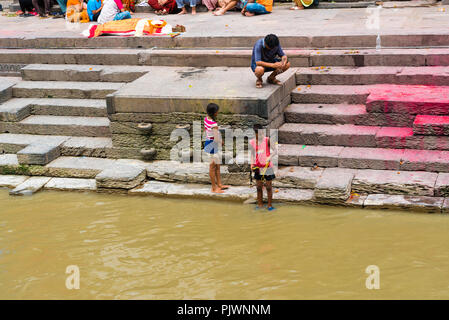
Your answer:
[32,0,46,16]
[213,0,236,15]
[291,0,304,9]
[113,10,131,20]
[203,0,217,11]
[214,163,230,190]
[243,2,268,16]
[176,0,187,14]
[19,0,34,14]
[210,160,224,193]
[55,0,67,13]
[92,10,101,21]
[267,61,291,85]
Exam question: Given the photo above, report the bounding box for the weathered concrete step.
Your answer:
[292,85,371,104]
[0,115,111,137]
[0,49,147,65]
[366,84,449,115]
[279,123,380,147]
[309,48,449,67]
[12,81,124,99]
[21,64,151,82]
[375,127,449,151]
[413,115,449,136]
[278,144,449,172]
[280,123,449,150]
[295,66,449,86]
[0,98,106,121]
[17,143,60,165]
[283,103,416,127]
[0,133,112,156]
[9,176,51,196]
[46,156,118,178]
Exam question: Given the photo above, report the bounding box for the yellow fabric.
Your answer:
[256,0,273,12]
[66,0,89,23]
[91,19,168,38]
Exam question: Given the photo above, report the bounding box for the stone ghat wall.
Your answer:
[108,111,269,161]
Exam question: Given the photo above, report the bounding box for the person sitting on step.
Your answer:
[18,0,36,16]
[32,0,51,18]
[87,0,103,21]
[241,0,271,16]
[251,34,290,88]
[97,0,132,24]
[148,0,180,15]
[290,0,319,10]
[212,0,239,15]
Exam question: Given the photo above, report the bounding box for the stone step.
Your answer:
[292,85,371,104]
[279,123,380,147]
[17,143,60,165]
[0,98,106,120]
[46,156,118,178]
[279,123,449,151]
[1,47,449,68]
[1,115,111,137]
[413,115,449,136]
[278,144,449,172]
[0,133,112,157]
[366,84,449,115]
[21,64,151,83]
[283,103,416,127]
[295,66,449,86]
[309,48,449,67]
[12,81,124,99]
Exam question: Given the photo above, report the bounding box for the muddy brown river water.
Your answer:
[1,189,449,299]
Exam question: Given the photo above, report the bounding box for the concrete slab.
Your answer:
[0,133,68,153]
[44,177,97,191]
[0,98,32,121]
[46,156,117,178]
[0,175,29,188]
[352,169,438,196]
[61,137,112,157]
[96,164,146,189]
[274,166,324,189]
[9,176,51,196]
[278,144,344,167]
[314,167,355,201]
[376,126,449,150]
[30,98,107,117]
[17,143,60,165]
[364,194,444,213]
[0,76,20,104]
[400,149,449,173]
[110,67,296,118]
[292,85,371,104]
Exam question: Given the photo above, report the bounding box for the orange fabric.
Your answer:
[256,0,272,12]
[90,19,168,38]
[66,0,89,22]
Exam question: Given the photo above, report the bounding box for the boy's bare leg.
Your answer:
[215,164,230,189]
[266,180,273,208]
[191,6,196,14]
[256,180,264,208]
[254,66,264,88]
[210,161,224,193]
[267,61,291,85]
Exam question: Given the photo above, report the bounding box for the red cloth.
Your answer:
[147,0,177,13]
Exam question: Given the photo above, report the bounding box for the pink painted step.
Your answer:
[366,84,449,115]
[291,85,372,104]
[375,127,449,150]
[284,103,415,127]
[413,115,449,136]
[278,144,449,172]
[279,123,380,147]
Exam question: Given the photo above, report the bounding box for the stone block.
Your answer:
[364,194,444,213]
[9,176,51,196]
[96,164,146,189]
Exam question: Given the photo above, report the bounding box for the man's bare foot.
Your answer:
[244,11,255,16]
[213,9,224,15]
[290,6,304,10]
[212,188,225,194]
[218,185,230,190]
[191,6,196,14]
[256,79,263,88]
[178,7,187,14]
[267,77,281,85]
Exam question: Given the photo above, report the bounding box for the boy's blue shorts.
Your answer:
[204,139,218,154]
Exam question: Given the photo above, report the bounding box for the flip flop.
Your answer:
[267,206,276,211]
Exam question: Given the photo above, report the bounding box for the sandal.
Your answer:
[267,78,281,85]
